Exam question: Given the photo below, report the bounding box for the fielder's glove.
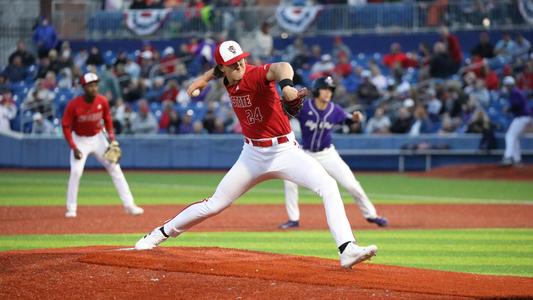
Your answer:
[281,87,308,118]
[104,141,122,164]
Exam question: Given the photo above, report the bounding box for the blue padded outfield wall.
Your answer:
[1,134,532,171]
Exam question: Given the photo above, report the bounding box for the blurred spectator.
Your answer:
[514,33,531,62]
[465,78,490,107]
[159,47,177,75]
[41,71,57,90]
[470,32,494,59]
[438,114,457,135]
[332,36,352,61]
[139,50,156,78]
[179,110,194,134]
[284,37,308,69]
[334,53,353,78]
[356,70,379,104]
[86,46,104,66]
[56,50,74,71]
[9,40,35,67]
[382,43,416,69]
[0,93,17,132]
[494,33,516,63]
[35,56,52,79]
[114,51,128,67]
[98,65,121,102]
[479,64,499,90]
[111,98,132,134]
[310,54,335,78]
[192,120,207,134]
[391,106,414,134]
[425,88,442,121]
[202,108,217,133]
[48,49,62,74]
[365,107,391,134]
[73,49,88,70]
[2,55,29,83]
[123,79,146,103]
[517,58,533,95]
[57,68,73,90]
[23,79,55,115]
[31,112,53,135]
[252,22,273,62]
[501,76,532,166]
[465,110,496,151]
[369,64,387,93]
[409,105,433,136]
[124,58,141,80]
[32,18,58,58]
[160,79,179,102]
[439,27,463,72]
[159,100,180,134]
[131,100,158,134]
[429,42,456,79]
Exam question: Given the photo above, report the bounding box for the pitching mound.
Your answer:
[420,163,533,181]
[1,247,532,299]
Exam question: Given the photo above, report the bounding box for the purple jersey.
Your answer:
[295,99,351,152]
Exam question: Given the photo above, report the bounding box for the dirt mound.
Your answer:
[1,247,532,299]
[421,164,533,181]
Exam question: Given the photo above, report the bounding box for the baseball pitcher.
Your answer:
[61,72,143,218]
[135,41,378,269]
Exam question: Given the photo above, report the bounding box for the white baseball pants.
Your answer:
[163,133,356,246]
[283,145,377,222]
[504,116,532,163]
[66,132,135,212]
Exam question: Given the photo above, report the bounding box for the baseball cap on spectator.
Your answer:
[215,40,250,66]
[321,54,332,62]
[163,47,174,56]
[79,72,99,86]
[503,76,515,86]
[32,112,43,121]
[403,98,415,108]
[141,50,153,60]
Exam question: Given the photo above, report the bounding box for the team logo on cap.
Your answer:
[228,45,236,54]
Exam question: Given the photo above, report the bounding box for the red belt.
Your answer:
[244,136,290,147]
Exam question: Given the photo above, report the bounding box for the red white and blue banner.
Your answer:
[276,6,322,34]
[518,0,533,25]
[124,9,170,36]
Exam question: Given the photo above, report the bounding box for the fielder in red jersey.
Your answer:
[135,41,377,269]
[61,72,143,218]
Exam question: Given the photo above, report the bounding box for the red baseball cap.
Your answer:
[79,72,99,86]
[214,40,250,66]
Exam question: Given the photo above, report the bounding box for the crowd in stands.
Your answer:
[1,17,532,142]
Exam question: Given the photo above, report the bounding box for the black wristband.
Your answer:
[279,79,294,90]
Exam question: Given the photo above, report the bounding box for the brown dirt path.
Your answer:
[1,247,532,299]
[418,163,533,181]
[1,204,533,235]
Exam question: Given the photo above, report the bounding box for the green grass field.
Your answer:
[1,171,532,277]
[1,171,532,206]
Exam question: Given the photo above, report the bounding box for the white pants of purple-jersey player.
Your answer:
[280,145,388,229]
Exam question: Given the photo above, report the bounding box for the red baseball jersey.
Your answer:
[62,94,114,149]
[225,64,291,139]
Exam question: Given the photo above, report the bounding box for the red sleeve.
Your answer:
[447,35,463,63]
[102,98,115,141]
[61,101,77,150]
[258,64,271,82]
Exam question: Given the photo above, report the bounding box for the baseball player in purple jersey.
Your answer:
[279,76,388,229]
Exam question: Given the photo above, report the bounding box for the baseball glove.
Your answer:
[104,141,122,164]
[281,87,308,118]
